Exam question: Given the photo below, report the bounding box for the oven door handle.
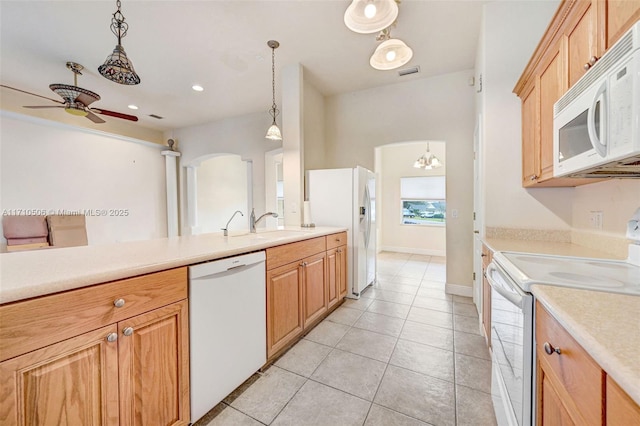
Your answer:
[486,263,524,308]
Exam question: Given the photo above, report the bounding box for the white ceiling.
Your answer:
[0,1,486,132]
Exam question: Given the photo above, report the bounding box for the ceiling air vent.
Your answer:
[398,66,420,77]
[149,114,164,119]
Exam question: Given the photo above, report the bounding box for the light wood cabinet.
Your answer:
[327,245,348,309]
[0,268,190,426]
[118,300,189,426]
[481,244,492,346]
[302,252,328,328]
[266,261,304,359]
[606,376,640,425]
[265,232,347,361]
[514,0,627,188]
[606,1,640,48]
[565,0,600,88]
[0,325,120,426]
[326,232,348,309]
[536,301,604,425]
[521,82,539,186]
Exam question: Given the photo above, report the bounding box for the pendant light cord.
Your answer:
[271,45,277,121]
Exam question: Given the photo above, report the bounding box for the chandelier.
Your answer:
[414,143,443,169]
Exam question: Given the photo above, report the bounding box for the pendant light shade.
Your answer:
[370,38,413,70]
[265,40,282,141]
[98,0,140,85]
[344,0,399,34]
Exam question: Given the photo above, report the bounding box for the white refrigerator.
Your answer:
[307,166,376,298]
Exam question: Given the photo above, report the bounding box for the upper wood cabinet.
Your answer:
[514,0,639,188]
[606,1,640,48]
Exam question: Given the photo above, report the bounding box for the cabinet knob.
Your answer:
[114,298,125,308]
[530,174,538,181]
[122,327,134,337]
[106,332,118,342]
[300,261,307,267]
[543,341,561,355]
[583,56,599,71]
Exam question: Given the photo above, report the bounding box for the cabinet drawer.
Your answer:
[0,267,187,362]
[326,232,347,250]
[266,237,326,270]
[535,301,603,425]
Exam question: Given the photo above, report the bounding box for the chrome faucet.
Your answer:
[222,210,243,236]
[250,208,278,233]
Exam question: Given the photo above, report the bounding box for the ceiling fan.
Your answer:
[1,61,138,124]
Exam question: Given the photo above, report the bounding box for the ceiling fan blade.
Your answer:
[1,84,65,104]
[24,105,65,109]
[92,108,139,122]
[85,111,106,124]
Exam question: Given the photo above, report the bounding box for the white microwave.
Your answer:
[553,20,640,178]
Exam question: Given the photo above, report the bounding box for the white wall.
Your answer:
[303,78,326,172]
[324,70,475,291]
[174,111,282,235]
[196,155,248,234]
[0,112,167,246]
[379,142,446,256]
[478,1,570,231]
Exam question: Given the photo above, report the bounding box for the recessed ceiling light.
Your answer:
[192,85,204,92]
[128,104,139,110]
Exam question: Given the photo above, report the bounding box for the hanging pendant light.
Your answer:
[370,28,413,71]
[266,40,282,141]
[344,0,399,34]
[414,143,443,169]
[98,0,141,85]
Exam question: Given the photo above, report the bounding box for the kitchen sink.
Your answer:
[230,229,312,240]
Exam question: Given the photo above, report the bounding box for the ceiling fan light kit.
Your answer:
[98,0,141,85]
[265,40,282,141]
[344,0,399,34]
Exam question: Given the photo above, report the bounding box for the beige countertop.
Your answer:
[0,226,346,305]
[531,285,640,405]
[483,238,623,259]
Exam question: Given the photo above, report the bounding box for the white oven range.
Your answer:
[486,251,640,426]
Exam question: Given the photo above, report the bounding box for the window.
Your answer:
[400,176,446,225]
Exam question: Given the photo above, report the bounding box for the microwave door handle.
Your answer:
[587,80,607,157]
[486,263,524,308]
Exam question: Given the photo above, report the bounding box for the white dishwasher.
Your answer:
[188,251,266,423]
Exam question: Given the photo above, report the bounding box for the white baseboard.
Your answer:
[445,282,473,297]
[380,245,446,257]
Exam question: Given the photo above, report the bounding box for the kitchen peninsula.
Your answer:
[0,227,346,425]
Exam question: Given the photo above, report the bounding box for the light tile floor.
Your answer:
[196,252,497,426]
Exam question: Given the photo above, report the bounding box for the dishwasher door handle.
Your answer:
[226,264,247,271]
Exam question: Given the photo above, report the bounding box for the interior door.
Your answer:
[473,115,484,311]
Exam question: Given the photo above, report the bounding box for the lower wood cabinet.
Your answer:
[302,252,328,328]
[0,268,190,426]
[327,244,347,310]
[535,301,640,425]
[266,232,347,361]
[266,260,304,359]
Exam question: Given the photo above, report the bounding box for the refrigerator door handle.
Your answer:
[363,185,371,248]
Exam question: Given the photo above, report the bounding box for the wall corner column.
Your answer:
[161,150,181,237]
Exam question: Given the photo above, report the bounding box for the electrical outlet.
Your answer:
[451,209,459,219]
[589,211,603,229]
